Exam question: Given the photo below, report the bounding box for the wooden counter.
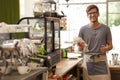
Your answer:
[49,57,120,80]
[109,65,120,80]
[49,58,83,80]
[55,58,82,76]
[109,65,120,70]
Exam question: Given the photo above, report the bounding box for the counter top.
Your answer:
[109,65,120,70]
[2,67,48,80]
[55,58,83,77]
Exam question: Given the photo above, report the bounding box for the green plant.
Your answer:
[37,45,46,55]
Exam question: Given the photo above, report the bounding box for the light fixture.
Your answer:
[43,0,56,3]
[65,0,69,7]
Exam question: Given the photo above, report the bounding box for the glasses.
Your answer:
[87,12,98,15]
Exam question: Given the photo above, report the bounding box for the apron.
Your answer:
[82,53,111,80]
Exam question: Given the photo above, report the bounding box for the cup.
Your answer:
[17,66,31,75]
[27,63,41,70]
[0,66,12,74]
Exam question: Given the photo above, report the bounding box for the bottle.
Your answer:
[63,49,67,58]
[74,44,79,53]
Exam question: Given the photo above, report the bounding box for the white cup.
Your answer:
[27,63,41,70]
[17,66,31,75]
[0,66,12,74]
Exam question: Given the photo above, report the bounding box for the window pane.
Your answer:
[109,2,120,13]
[98,4,107,25]
[108,14,120,27]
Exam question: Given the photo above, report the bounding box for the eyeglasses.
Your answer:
[87,12,98,15]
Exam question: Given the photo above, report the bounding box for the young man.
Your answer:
[78,5,113,80]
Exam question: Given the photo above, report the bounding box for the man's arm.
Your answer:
[100,40,113,53]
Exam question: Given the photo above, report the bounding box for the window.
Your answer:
[108,2,120,27]
[108,1,120,61]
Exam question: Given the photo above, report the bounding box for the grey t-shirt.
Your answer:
[78,24,112,53]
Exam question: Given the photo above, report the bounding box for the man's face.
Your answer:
[87,8,99,23]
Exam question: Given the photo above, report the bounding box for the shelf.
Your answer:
[46,17,60,22]
[3,67,48,80]
[0,25,30,33]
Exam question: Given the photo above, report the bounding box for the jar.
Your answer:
[33,1,43,17]
[42,0,57,17]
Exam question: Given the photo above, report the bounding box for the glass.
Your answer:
[108,2,120,13]
[17,17,61,54]
[33,1,43,17]
[108,14,120,27]
[42,0,56,12]
[42,3,51,12]
[46,18,60,52]
[87,12,98,15]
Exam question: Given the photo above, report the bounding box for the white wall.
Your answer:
[20,0,35,18]
[107,27,120,65]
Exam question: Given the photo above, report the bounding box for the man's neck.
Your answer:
[89,22,101,29]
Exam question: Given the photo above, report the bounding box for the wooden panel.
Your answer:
[55,58,82,80]
[111,70,120,80]
[60,18,67,30]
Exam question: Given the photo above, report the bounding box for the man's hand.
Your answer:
[100,45,108,53]
[78,41,85,48]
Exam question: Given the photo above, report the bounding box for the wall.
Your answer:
[20,0,34,18]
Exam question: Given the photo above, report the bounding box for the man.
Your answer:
[78,5,113,80]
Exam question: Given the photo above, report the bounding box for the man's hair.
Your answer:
[86,4,99,13]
